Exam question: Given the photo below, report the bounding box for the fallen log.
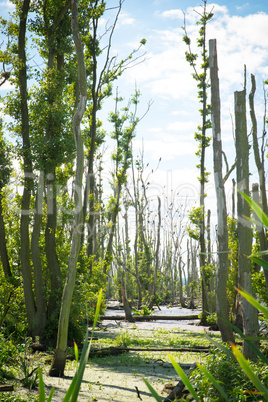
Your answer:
[100,314,199,321]
[164,363,197,401]
[0,384,14,392]
[88,345,210,358]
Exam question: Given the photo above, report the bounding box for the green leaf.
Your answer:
[236,287,268,320]
[220,318,268,365]
[231,344,268,400]
[239,190,268,228]
[248,256,268,271]
[74,341,79,362]
[143,377,162,401]
[204,334,234,359]
[63,289,103,402]
[47,388,55,402]
[38,368,46,402]
[92,287,102,332]
[167,354,199,401]
[196,363,229,400]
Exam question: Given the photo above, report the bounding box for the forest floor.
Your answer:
[8,311,219,402]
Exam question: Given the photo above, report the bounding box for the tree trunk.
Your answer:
[31,172,47,336]
[148,196,161,309]
[49,0,87,376]
[249,74,268,290]
[235,88,259,360]
[178,257,186,308]
[209,38,235,343]
[45,170,62,316]
[121,272,134,322]
[0,192,12,278]
[18,0,42,338]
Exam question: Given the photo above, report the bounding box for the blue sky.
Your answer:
[1,0,268,230]
[98,0,268,219]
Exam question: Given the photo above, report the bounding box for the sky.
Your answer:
[98,0,268,224]
[1,0,268,238]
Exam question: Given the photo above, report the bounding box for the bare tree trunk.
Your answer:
[121,271,134,322]
[232,178,236,218]
[209,39,235,343]
[249,74,268,290]
[49,0,87,376]
[235,87,259,360]
[178,257,186,308]
[148,196,161,309]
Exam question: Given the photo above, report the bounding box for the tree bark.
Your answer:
[49,0,87,376]
[235,88,259,360]
[121,272,134,322]
[18,0,41,338]
[249,74,268,290]
[209,39,235,343]
[0,192,12,278]
[177,256,185,308]
[31,172,47,336]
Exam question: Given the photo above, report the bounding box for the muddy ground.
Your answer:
[12,313,215,402]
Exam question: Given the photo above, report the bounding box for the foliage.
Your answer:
[132,306,152,316]
[0,125,12,190]
[145,290,268,401]
[0,270,27,339]
[182,0,212,183]
[38,288,103,402]
[187,206,203,241]
[227,216,239,316]
[0,330,18,382]
[206,312,217,326]
[144,192,268,401]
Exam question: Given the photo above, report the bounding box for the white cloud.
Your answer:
[236,2,250,11]
[0,1,14,8]
[161,9,183,20]
[134,131,196,162]
[118,12,135,26]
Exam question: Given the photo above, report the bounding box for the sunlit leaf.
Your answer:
[204,334,234,359]
[220,317,268,365]
[38,368,46,402]
[235,287,268,320]
[248,256,268,271]
[231,344,268,400]
[168,354,199,402]
[196,363,229,400]
[239,190,268,228]
[74,341,79,362]
[143,377,162,402]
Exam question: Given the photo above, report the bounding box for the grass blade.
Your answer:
[248,255,268,271]
[239,190,268,228]
[204,334,234,359]
[196,363,229,400]
[92,288,103,333]
[167,353,199,402]
[143,377,163,402]
[220,318,268,365]
[38,368,46,402]
[235,287,268,320]
[231,344,268,400]
[74,342,79,362]
[47,388,55,402]
[63,288,103,402]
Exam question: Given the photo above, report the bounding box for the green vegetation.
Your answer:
[0,0,268,400]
